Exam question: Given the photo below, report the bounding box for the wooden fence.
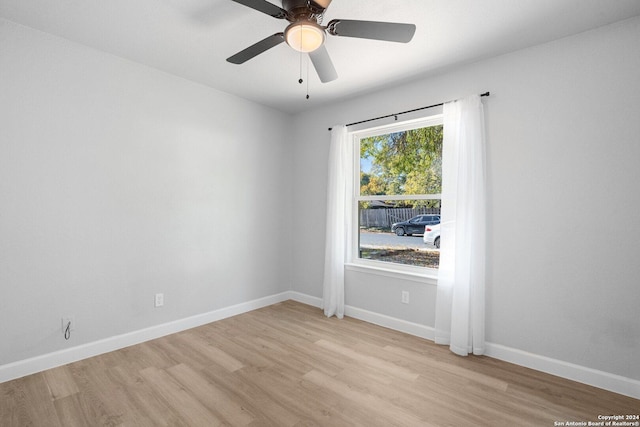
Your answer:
[359,207,441,229]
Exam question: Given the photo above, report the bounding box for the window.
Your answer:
[350,115,443,276]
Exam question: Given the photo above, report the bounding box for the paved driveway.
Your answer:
[359,230,438,251]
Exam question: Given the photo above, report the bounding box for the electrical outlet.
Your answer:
[155,293,164,307]
[401,291,410,304]
[62,316,75,333]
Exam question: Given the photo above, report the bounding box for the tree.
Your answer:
[360,125,443,208]
[360,172,386,196]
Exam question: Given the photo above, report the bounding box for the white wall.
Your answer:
[0,19,292,366]
[291,17,640,381]
[1,11,638,390]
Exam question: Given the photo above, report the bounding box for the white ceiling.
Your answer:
[2,0,640,114]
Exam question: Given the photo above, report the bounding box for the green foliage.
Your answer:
[360,125,443,208]
[360,171,386,195]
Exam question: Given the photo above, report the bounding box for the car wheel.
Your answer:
[395,227,405,236]
[435,237,440,249]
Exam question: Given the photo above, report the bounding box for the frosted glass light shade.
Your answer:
[285,21,325,53]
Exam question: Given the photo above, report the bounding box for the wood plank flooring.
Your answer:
[1,300,638,426]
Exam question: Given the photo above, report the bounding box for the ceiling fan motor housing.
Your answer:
[282,0,326,23]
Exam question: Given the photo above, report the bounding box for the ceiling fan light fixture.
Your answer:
[285,21,325,53]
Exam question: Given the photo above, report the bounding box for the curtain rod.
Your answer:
[328,91,490,131]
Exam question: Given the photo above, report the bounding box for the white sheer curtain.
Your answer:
[322,125,352,319]
[434,95,487,356]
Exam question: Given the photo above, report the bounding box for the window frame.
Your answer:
[347,114,444,284]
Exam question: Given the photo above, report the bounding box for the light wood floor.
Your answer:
[1,301,637,426]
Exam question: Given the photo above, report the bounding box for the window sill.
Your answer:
[345,262,438,286]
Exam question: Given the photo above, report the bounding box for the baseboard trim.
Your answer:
[288,291,323,308]
[484,343,640,400]
[287,292,435,341]
[3,291,639,400]
[0,292,291,384]
[344,305,436,341]
[288,291,639,399]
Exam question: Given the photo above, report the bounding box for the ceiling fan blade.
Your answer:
[327,19,416,43]
[230,0,287,19]
[227,33,285,64]
[309,45,338,83]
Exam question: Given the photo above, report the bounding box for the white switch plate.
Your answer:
[155,293,164,307]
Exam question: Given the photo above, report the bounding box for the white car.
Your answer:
[423,224,440,248]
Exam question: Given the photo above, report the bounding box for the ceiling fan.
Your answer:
[227,0,416,83]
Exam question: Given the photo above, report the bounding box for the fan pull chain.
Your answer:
[306,55,310,99]
[298,24,304,85]
[298,50,303,84]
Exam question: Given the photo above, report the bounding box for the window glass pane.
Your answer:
[356,122,443,270]
[360,125,443,197]
[358,201,440,269]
